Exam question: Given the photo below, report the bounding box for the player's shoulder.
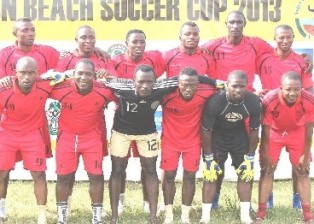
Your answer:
[162,48,180,59]
[262,88,279,106]
[301,89,314,105]
[244,91,262,106]
[145,50,162,56]
[0,45,15,56]
[35,43,58,52]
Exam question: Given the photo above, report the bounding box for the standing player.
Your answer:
[161,68,215,224]
[256,71,314,223]
[52,59,116,224]
[54,25,117,217]
[106,65,178,224]
[109,29,165,214]
[0,18,59,219]
[163,21,214,78]
[256,24,313,208]
[199,71,261,224]
[0,57,52,224]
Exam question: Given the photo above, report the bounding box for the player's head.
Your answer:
[75,25,96,56]
[280,71,302,106]
[73,58,96,95]
[15,56,38,93]
[178,67,199,100]
[179,21,200,50]
[125,29,146,59]
[226,70,248,103]
[134,65,155,99]
[274,24,294,53]
[225,10,246,40]
[13,18,35,47]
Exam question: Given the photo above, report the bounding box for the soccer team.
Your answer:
[0,9,313,224]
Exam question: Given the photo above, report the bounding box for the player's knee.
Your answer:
[30,171,46,181]
[164,171,176,183]
[88,173,104,183]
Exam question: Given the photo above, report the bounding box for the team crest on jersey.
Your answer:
[46,101,61,135]
[107,44,127,57]
[225,112,243,122]
[151,101,160,110]
[294,0,314,39]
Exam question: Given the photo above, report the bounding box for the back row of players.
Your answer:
[0,10,313,224]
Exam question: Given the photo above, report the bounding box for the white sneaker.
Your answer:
[241,217,253,224]
[118,200,124,215]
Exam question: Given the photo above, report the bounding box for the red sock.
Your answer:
[302,203,313,221]
[257,203,267,219]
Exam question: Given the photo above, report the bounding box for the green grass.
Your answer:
[3,179,314,223]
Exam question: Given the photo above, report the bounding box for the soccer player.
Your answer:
[161,68,215,224]
[162,21,214,78]
[200,70,262,224]
[52,59,116,224]
[55,25,117,77]
[256,24,313,209]
[0,57,53,224]
[0,18,59,78]
[256,71,314,224]
[54,25,117,216]
[106,65,178,224]
[109,29,165,214]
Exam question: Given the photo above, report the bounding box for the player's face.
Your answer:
[126,33,146,58]
[76,27,96,55]
[14,21,35,47]
[226,13,245,38]
[179,25,200,50]
[74,62,95,94]
[16,62,37,92]
[178,74,198,100]
[226,77,247,103]
[134,71,155,99]
[275,28,294,52]
[280,78,301,105]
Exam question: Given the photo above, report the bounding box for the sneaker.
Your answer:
[212,193,220,209]
[118,200,124,215]
[241,217,253,224]
[266,192,274,209]
[293,193,301,209]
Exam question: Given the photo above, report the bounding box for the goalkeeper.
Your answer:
[199,70,261,224]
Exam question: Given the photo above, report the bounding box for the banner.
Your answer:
[0,0,314,41]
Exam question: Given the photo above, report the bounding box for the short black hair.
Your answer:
[126,29,146,41]
[178,67,198,79]
[134,64,155,79]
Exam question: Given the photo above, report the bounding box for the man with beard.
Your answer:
[200,70,261,224]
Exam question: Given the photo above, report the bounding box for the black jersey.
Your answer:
[106,78,178,135]
[202,91,261,152]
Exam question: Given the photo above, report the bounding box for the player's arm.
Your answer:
[299,122,314,175]
[301,53,313,74]
[198,75,225,90]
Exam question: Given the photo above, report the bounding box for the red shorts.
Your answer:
[56,129,105,175]
[268,127,312,166]
[160,144,201,172]
[0,129,47,171]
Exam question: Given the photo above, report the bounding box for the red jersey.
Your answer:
[55,52,117,76]
[256,50,312,90]
[262,88,314,131]
[111,51,164,78]
[161,85,215,148]
[203,36,273,90]
[0,43,59,77]
[0,78,52,131]
[162,47,215,78]
[51,80,116,134]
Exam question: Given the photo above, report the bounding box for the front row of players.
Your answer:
[0,57,313,224]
